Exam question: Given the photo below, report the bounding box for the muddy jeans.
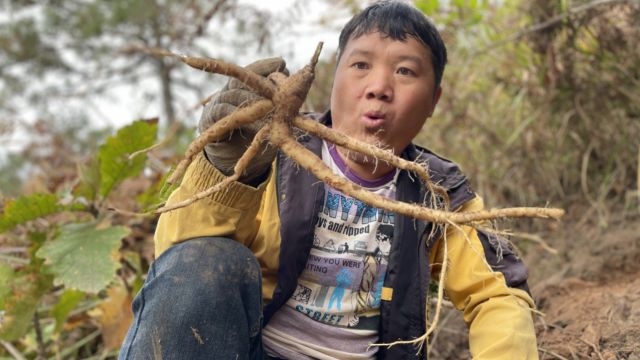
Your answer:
[119,237,276,360]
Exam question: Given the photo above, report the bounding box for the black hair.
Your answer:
[337,0,447,88]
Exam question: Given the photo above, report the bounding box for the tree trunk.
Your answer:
[158,59,175,127]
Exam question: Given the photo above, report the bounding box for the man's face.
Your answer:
[330,31,441,177]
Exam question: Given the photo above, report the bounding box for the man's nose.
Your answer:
[365,69,393,101]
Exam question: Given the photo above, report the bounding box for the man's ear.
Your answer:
[428,86,443,117]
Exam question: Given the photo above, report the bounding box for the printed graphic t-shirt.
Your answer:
[262,141,398,360]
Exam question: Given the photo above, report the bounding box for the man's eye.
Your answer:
[352,62,369,70]
[397,67,416,76]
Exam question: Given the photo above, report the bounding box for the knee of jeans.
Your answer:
[153,236,261,290]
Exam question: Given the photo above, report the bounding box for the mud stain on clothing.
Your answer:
[152,328,162,360]
[191,326,205,345]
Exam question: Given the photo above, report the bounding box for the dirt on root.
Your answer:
[428,208,640,359]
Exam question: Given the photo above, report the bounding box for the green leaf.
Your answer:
[0,271,53,341]
[74,156,102,202]
[415,0,439,14]
[98,120,157,198]
[136,169,178,211]
[36,223,130,294]
[0,193,62,233]
[51,289,85,333]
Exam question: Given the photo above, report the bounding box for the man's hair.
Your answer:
[337,0,447,88]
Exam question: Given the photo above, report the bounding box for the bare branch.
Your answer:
[476,0,631,55]
[184,0,228,46]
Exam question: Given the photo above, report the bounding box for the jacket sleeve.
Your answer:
[154,152,269,257]
[429,195,539,359]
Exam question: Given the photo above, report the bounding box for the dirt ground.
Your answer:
[428,208,640,359]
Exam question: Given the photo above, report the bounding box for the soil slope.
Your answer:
[429,212,640,359]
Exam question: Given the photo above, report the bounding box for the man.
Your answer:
[120,1,538,359]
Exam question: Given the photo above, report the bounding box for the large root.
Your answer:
[133,43,563,224]
[129,42,565,354]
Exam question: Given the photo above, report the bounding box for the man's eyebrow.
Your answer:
[346,50,426,66]
[396,55,424,64]
[346,49,372,58]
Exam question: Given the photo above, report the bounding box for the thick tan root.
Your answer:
[277,137,563,225]
[369,222,451,354]
[137,42,563,225]
[168,100,274,184]
[270,44,323,120]
[158,125,272,213]
[421,224,448,351]
[294,116,449,208]
[142,43,565,355]
[484,228,559,255]
[128,46,276,99]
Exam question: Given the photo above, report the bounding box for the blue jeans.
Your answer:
[119,237,275,359]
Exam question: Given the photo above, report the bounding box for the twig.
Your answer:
[0,247,28,254]
[510,231,558,255]
[637,144,639,199]
[0,339,27,360]
[580,142,596,206]
[107,206,153,218]
[184,0,227,46]
[33,312,47,360]
[476,0,631,55]
[51,330,100,360]
[0,253,30,265]
[79,349,120,360]
[427,304,457,358]
[191,94,214,111]
[128,120,179,160]
[477,227,559,255]
[579,339,605,360]
[539,347,571,360]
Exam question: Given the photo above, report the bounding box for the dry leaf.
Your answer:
[88,285,133,349]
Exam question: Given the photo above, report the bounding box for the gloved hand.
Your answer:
[198,57,288,184]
